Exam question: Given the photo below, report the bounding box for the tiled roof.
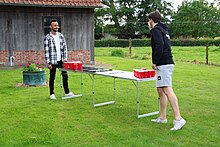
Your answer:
[0,0,102,8]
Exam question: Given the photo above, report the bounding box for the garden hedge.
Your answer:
[95,39,220,47]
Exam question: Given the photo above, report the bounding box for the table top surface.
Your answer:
[94,70,156,82]
[60,69,156,82]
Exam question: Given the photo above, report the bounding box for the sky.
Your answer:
[171,0,216,10]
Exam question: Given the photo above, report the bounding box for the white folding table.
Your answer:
[92,70,160,118]
[59,69,83,100]
[59,69,160,118]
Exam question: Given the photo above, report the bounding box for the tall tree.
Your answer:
[98,0,124,38]
[136,0,173,37]
[170,0,220,38]
[95,0,173,39]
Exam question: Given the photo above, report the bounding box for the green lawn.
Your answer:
[0,46,219,146]
[95,46,220,66]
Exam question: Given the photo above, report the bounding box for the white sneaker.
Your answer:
[50,94,56,100]
[170,117,186,131]
[65,92,75,97]
[151,117,167,123]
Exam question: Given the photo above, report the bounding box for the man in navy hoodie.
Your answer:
[147,11,186,131]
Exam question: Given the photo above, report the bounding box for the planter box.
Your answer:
[23,71,46,86]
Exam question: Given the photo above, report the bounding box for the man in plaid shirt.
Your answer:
[44,19,74,99]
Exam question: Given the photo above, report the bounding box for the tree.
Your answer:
[94,9,105,39]
[170,0,220,38]
[95,0,173,39]
[136,0,173,37]
[97,0,124,38]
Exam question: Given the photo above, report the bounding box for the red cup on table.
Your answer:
[69,62,73,70]
[150,70,156,77]
[134,69,138,77]
[142,70,147,78]
[73,62,78,70]
[146,70,151,78]
[64,62,70,69]
[77,61,83,71]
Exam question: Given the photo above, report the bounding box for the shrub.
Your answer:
[111,49,124,57]
[95,39,220,47]
[95,39,129,47]
[23,62,44,72]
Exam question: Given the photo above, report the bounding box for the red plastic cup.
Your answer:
[73,62,78,70]
[64,62,69,69]
[142,70,147,78]
[150,70,156,77]
[134,69,138,77]
[146,70,150,78]
[69,62,73,70]
[77,61,83,71]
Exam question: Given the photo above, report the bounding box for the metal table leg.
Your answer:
[92,75,115,107]
[132,81,159,118]
[60,71,63,98]
[60,70,82,100]
[81,71,83,96]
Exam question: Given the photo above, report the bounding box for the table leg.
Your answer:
[92,75,115,107]
[114,78,116,103]
[136,81,140,117]
[81,71,83,96]
[132,81,159,118]
[60,71,63,98]
[92,74,95,105]
[59,70,82,100]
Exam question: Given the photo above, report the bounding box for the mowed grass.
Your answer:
[0,46,219,146]
[95,46,220,66]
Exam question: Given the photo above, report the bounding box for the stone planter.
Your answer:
[23,71,46,86]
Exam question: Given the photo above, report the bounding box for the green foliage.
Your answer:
[111,49,124,57]
[95,46,220,66]
[170,0,220,38]
[95,39,220,47]
[96,0,220,39]
[95,39,129,47]
[131,39,151,47]
[23,62,44,72]
[171,39,220,46]
[96,0,173,39]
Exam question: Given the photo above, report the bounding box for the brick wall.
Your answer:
[0,50,8,65]
[68,50,91,64]
[0,50,90,66]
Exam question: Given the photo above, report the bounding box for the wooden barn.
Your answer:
[0,0,102,66]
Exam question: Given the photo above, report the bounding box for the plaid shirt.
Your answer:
[44,32,67,65]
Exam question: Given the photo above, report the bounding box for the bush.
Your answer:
[95,39,220,47]
[111,49,124,57]
[95,39,129,47]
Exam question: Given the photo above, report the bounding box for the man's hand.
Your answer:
[48,64,52,70]
[63,60,67,67]
[152,64,157,70]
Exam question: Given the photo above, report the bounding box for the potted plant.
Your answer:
[22,62,46,86]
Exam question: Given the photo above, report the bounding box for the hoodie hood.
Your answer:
[157,22,168,31]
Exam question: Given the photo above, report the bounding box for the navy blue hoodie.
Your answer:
[150,23,174,66]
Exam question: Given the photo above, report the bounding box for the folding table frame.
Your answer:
[92,70,160,118]
[59,69,160,118]
[59,69,83,100]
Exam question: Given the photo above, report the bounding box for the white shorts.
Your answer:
[156,64,174,88]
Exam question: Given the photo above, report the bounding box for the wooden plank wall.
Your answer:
[0,6,95,52]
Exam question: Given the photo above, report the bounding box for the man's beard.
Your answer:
[52,28,58,32]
